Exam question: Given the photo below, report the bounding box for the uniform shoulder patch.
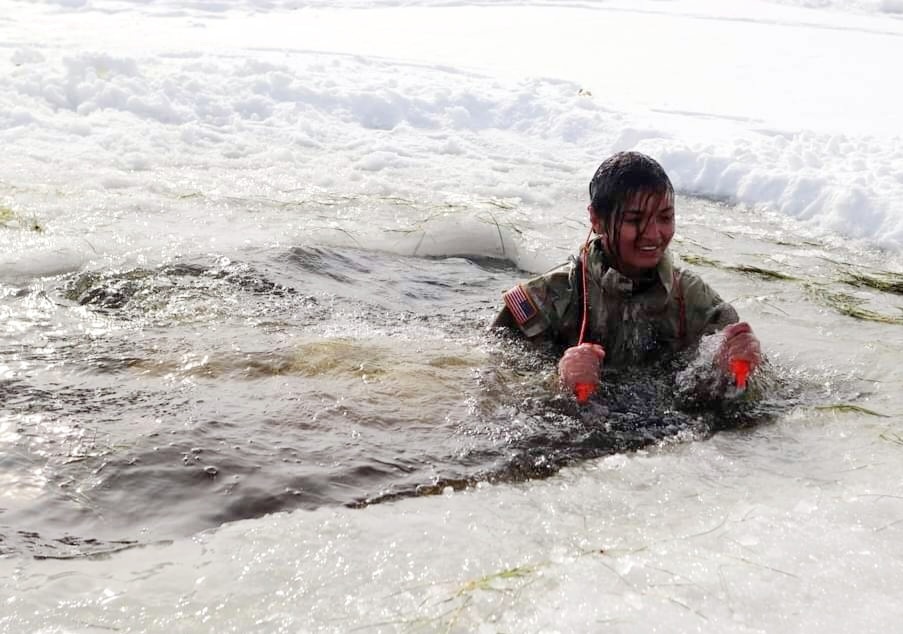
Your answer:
[503,284,540,327]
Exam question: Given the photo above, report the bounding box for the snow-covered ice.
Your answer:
[3,2,903,632]
[2,0,903,270]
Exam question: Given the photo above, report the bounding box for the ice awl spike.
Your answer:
[730,359,750,390]
[574,382,594,403]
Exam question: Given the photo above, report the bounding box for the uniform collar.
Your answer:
[585,238,674,294]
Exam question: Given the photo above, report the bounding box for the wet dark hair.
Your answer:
[588,151,673,263]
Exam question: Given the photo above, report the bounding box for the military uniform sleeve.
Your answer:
[679,270,739,341]
[492,264,577,340]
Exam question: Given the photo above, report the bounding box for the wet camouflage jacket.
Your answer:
[495,240,738,366]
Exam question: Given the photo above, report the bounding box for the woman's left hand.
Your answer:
[717,322,762,376]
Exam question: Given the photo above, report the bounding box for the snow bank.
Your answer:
[652,131,903,246]
[2,0,902,264]
[7,42,901,249]
[767,0,903,15]
[31,0,903,16]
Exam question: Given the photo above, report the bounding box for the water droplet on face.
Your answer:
[203,465,218,477]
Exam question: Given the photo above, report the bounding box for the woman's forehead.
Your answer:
[624,189,674,212]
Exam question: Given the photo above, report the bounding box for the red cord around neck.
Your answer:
[577,228,594,346]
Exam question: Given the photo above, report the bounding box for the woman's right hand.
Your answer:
[558,343,605,392]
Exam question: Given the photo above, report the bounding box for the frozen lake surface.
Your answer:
[2,0,903,631]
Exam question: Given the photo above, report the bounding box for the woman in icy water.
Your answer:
[492,151,762,399]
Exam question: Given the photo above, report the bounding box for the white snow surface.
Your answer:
[2,0,902,264]
[3,3,903,632]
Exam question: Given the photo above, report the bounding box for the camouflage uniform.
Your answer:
[495,239,738,366]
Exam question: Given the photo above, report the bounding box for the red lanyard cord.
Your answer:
[577,227,594,346]
[573,228,596,403]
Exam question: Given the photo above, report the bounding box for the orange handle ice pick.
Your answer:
[574,382,594,404]
[730,359,750,390]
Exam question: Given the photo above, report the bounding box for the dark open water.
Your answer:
[0,241,801,559]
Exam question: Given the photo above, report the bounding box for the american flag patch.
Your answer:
[503,284,539,326]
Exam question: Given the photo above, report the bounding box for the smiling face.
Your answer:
[591,189,675,277]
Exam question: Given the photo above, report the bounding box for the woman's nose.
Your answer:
[640,216,660,238]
